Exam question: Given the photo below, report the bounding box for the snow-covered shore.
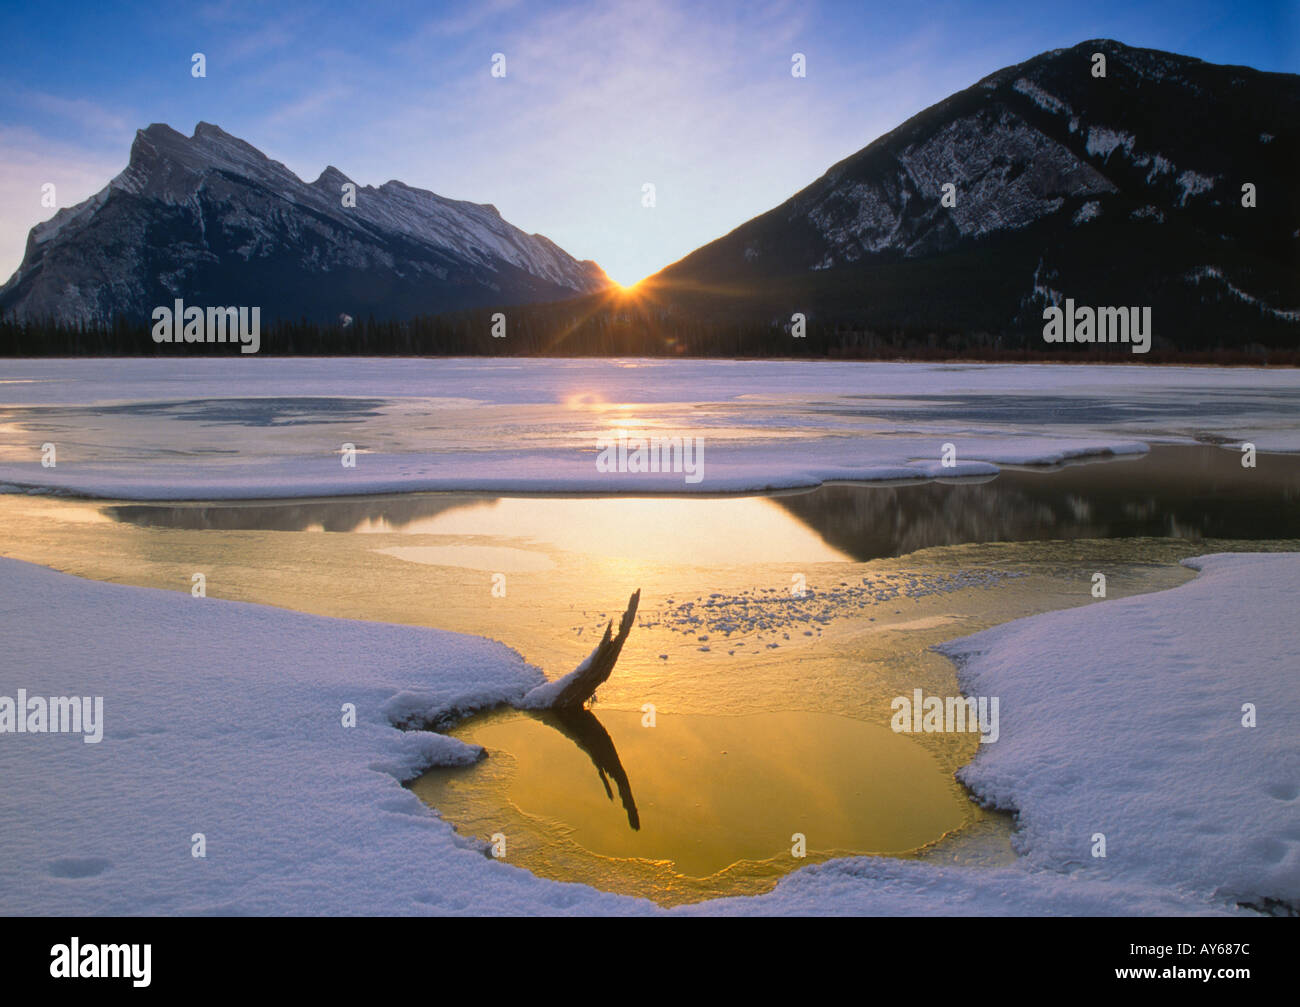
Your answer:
[1,358,1296,499]
[938,552,1300,911]
[0,437,1139,499]
[0,556,642,915]
[2,551,1294,915]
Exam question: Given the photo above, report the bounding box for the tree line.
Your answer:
[2,297,1295,365]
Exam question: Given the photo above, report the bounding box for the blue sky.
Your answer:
[0,0,1295,285]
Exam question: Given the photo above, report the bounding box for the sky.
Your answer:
[0,0,1295,287]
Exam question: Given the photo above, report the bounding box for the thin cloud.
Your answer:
[20,90,133,137]
[0,0,1292,288]
[0,126,125,282]
[261,82,355,128]
[407,0,524,41]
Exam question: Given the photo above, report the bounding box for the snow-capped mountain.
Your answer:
[648,39,1299,347]
[0,122,609,325]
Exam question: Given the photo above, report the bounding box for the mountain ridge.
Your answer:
[1,121,610,325]
[3,38,1296,354]
[639,38,1298,348]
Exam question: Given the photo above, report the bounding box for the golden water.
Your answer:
[1,445,1296,904]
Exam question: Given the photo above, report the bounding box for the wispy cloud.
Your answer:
[261,81,355,128]
[0,126,125,281]
[0,0,1292,286]
[411,0,524,39]
[342,0,951,282]
[19,90,133,137]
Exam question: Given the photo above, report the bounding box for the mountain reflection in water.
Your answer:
[105,445,1300,562]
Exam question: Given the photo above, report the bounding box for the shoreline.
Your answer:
[1,548,1290,914]
[0,441,1253,505]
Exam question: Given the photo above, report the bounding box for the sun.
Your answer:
[606,272,655,297]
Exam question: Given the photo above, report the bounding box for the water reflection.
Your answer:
[104,445,1300,562]
[105,494,491,532]
[535,707,640,830]
[107,495,851,565]
[775,445,1300,559]
[412,707,973,885]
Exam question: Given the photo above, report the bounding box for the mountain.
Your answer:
[641,39,1299,351]
[4,40,1296,356]
[0,122,609,325]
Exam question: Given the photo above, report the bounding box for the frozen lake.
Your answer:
[1,358,1297,911]
[0,358,1298,498]
[2,436,1296,901]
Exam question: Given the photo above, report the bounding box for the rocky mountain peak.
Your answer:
[1,122,610,326]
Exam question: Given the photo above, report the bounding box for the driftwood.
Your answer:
[520,589,641,710]
[513,589,643,828]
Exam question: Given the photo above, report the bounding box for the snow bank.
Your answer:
[0,557,644,915]
[934,552,1300,911]
[696,859,1227,916]
[0,439,1123,499]
[2,552,1294,915]
[518,643,598,710]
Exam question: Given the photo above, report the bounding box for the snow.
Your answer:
[896,108,1111,241]
[1185,266,1300,322]
[2,550,1293,915]
[805,179,904,257]
[1078,129,1217,210]
[1085,126,1135,161]
[519,645,597,710]
[640,570,1027,640]
[30,189,110,248]
[801,98,1120,257]
[1176,169,1217,206]
[1012,78,1072,116]
[936,552,1300,912]
[1144,154,1174,183]
[9,122,606,326]
[2,359,1298,500]
[0,556,646,915]
[1072,200,1102,225]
